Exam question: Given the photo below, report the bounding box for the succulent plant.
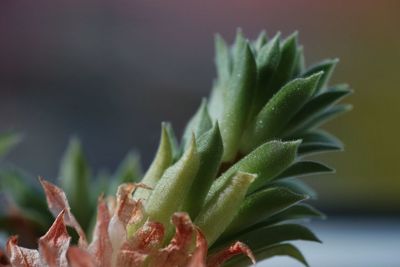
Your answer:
[0,30,351,266]
[0,138,142,246]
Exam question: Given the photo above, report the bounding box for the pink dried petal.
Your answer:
[115,183,148,227]
[109,183,147,265]
[149,212,196,267]
[116,221,164,267]
[88,197,113,267]
[38,210,71,267]
[6,236,41,267]
[39,177,87,247]
[67,247,96,267]
[206,241,256,267]
[187,227,208,267]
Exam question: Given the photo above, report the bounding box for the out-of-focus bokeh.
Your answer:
[0,0,399,236]
[1,0,399,214]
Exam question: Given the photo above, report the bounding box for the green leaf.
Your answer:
[215,223,320,252]
[272,179,318,199]
[248,33,281,120]
[145,136,200,227]
[114,152,142,183]
[292,45,306,77]
[220,33,257,161]
[284,85,352,136]
[293,129,342,147]
[266,32,299,100]
[302,58,339,93]
[164,122,180,162]
[206,140,300,205]
[241,73,322,152]
[264,204,325,225]
[253,30,268,53]
[290,104,352,136]
[215,34,232,85]
[0,132,22,158]
[181,99,213,151]
[225,243,309,267]
[183,123,223,220]
[298,142,342,156]
[223,187,307,237]
[194,172,256,245]
[0,168,49,216]
[275,161,334,180]
[133,123,173,201]
[59,137,92,229]
[109,152,142,194]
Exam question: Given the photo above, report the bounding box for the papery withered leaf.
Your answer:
[39,178,87,247]
[207,241,255,267]
[38,210,71,267]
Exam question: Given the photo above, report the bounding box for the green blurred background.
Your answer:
[0,0,399,215]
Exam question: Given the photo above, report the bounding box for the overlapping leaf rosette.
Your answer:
[0,30,351,266]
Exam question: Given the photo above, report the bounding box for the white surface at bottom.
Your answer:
[257,217,400,267]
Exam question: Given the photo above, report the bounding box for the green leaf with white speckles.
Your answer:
[241,73,322,153]
[220,32,257,162]
[145,136,199,227]
[195,171,256,245]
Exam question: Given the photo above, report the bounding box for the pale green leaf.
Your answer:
[266,32,299,100]
[195,172,256,245]
[181,99,213,151]
[145,136,199,227]
[133,123,173,201]
[206,140,300,205]
[59,137,92,228]
[220,33,257,161]
[0,132,22,158]
[183,123,223,219]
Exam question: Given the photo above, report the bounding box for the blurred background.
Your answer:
[0,0,399,266]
